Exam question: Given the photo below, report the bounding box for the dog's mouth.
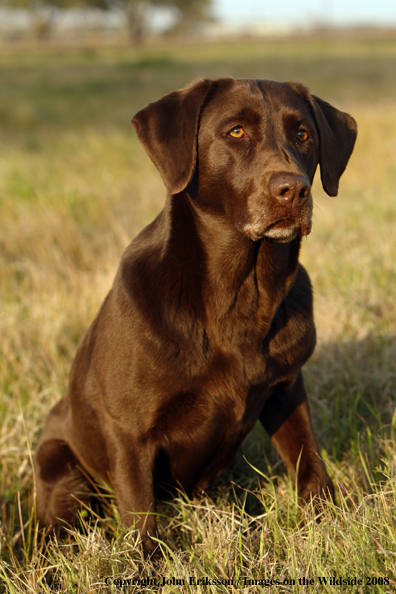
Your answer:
[244,219,309,243]
[239,209,312,243]
[262,220,302,243]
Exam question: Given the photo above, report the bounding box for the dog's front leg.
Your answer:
[110,440,160,556]
[259,372,334,501]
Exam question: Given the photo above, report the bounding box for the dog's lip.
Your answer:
[240,216,309,242]
[264,218,290,231]
[261,219,301,242]
[273,228,300,243]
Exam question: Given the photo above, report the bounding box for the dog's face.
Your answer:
[132,78,357,243]
[195,79,320,242]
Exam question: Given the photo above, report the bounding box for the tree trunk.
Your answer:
[30,6,57,41]
[125,2,147,45]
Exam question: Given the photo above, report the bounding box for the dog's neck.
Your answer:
[161,192,301,325]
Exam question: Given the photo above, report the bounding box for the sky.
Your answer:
[213,0,396,27]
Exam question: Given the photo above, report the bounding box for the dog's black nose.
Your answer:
[269,173,311,205]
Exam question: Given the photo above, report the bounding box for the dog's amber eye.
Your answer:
[297,129,309,142]
[229,126,246,138]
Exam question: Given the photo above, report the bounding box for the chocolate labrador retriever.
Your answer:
[35,78,356,553]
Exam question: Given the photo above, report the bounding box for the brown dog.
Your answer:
[35,78,356,553]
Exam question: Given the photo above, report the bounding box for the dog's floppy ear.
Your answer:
[132,79,214,194]
[311,96,357,196]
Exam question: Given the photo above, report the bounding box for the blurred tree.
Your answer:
[1,0,211,43]
[121,0,149,45]
[85,0,212,44]
[168,0,211,36]
[2,0,76,39]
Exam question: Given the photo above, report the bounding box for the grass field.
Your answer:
[1,33,396,593]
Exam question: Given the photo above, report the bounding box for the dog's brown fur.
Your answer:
[35,78,357,554]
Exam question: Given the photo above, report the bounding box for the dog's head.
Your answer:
[132,78,357,243]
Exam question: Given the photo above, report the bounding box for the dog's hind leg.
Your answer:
[35,397,92,528]
[35,437,92,528]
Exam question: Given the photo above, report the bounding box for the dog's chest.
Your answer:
[157,376,269,490]
[153,337,289,460]
[154,286,313,478]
